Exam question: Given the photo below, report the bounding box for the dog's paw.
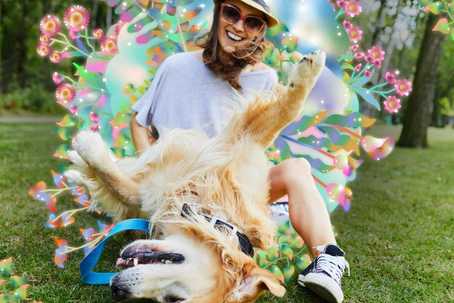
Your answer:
[67,150,88,168]
[64,169,86,185]
[290,50,326,87]
[72,131,109,166]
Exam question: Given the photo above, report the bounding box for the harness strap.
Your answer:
[80,218,150,285]
[181,203,255,257]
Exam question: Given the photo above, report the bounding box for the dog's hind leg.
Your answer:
[224,51,326,148]
[70,131,141,210]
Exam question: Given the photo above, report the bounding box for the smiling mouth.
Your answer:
[116,246,185,269]
[226,30,245,42]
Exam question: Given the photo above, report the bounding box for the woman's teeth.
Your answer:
[227,31,244,42]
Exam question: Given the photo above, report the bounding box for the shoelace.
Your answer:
[315,254,350,284]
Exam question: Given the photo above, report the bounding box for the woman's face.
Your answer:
[217,0,267,54]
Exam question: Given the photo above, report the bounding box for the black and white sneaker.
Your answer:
[298,244,350,303]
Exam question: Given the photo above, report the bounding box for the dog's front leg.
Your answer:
[70,131,141,208]
[225,51,326,148]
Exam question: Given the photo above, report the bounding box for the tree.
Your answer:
[397,14,446,148]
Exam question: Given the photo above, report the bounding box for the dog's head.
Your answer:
[111,228,285,303]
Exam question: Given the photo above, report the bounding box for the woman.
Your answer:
[130,1,349,302]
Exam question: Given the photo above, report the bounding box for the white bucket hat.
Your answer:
[217,0,280,27]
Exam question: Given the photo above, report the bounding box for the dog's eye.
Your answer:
[164,294,185,303]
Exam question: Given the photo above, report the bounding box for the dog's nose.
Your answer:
[111,275,131,301]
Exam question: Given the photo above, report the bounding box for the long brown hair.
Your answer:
[199,1,268,90]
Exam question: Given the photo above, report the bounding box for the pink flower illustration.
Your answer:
[354,63,362,72]
[49,51,63,64]
[101,37,118,55]
[342,20,353,30]
[346,25,363,43]
[394,79,412,97]
[384,96,402,113]
[52,72,64,85]
[40,15,62,37]
[366,46,385,68]
[336,0,347,8]
[37,44,51,57]
[384,71,397,85]
[69,105,78,115]
[39,35,51,44]
[64,5,90,32]
[344,1,362,18]
[56,83,76,104]
[350,44,360,52]
[68,30,79,40]
[89,112,100,123]
[93,28,104,40]
[354,51,365,61]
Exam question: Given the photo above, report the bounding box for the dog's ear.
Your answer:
[227,267,286,302]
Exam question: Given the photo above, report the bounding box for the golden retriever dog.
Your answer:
[65,50,326,302]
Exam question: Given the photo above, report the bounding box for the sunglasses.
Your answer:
[220,3,266,34]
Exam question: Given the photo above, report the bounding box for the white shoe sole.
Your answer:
[298,273,344,303]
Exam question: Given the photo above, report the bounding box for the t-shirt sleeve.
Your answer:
[266,68,279,88]
[131,60,168,127]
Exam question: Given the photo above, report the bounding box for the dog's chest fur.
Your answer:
[130,132,277,250]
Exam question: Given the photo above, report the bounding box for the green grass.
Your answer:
[0,123,453,302]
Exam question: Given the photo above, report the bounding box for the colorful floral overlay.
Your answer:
[31,0,422,280]
[333,0,414,116]
[0,258,41,303]
[422,0,454,39]
[255,221,310,284]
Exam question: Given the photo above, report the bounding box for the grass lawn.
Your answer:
[0,122,453,302]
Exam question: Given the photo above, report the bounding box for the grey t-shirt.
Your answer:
[132,51,278,138]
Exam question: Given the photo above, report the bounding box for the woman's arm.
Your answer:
[130,112,157,155]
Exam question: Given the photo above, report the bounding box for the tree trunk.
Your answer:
[397,14,446,148]
[370,0,387,47]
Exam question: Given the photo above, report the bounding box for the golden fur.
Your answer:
[65,51,326,302]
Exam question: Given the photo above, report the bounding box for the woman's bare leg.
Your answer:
[268,158,336,256]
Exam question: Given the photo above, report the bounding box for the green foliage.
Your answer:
[256,221,309,285]
[437,97,451,115]
[0,258,31,302]
[0,86,61,114]
[432,36,454,126]
[0,0,110,112]
[421,0,454,39]
[437,39,454,98]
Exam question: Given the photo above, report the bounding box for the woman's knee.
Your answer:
[278,158,312,184]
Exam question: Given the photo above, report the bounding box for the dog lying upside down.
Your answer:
[65,51,326,302]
